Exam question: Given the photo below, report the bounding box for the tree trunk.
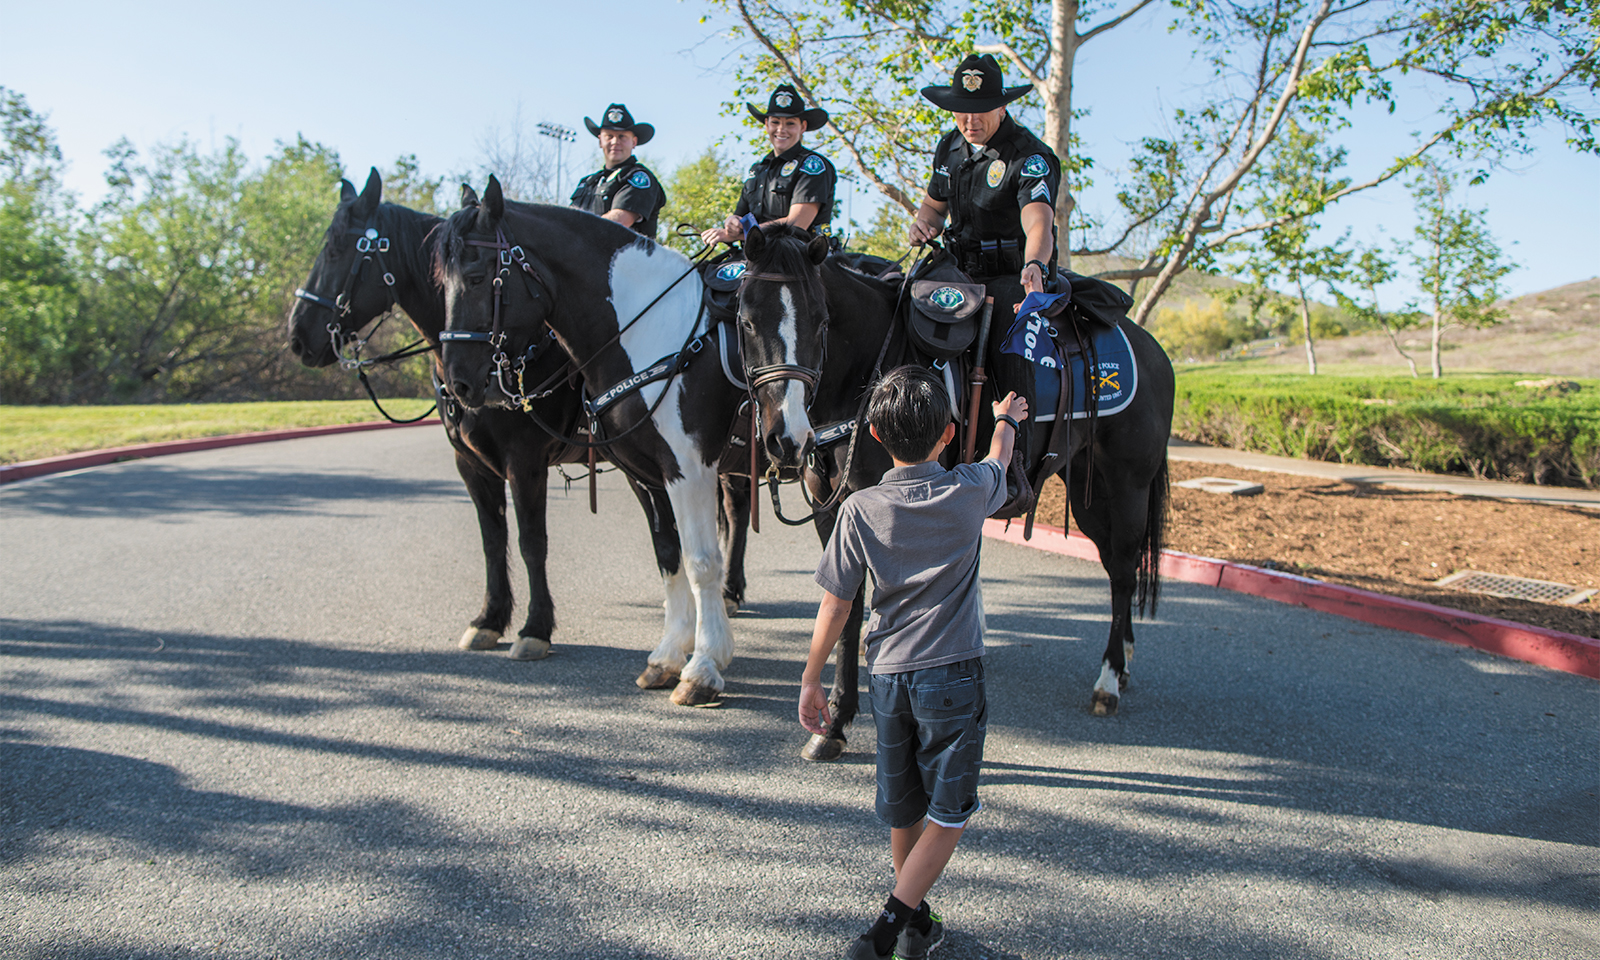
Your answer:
[1045,0,1079,271]
[1297,277,1317,375]
[1381,323,1420,377]
[1430,305,1444,379]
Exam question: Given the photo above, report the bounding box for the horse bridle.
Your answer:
[737,270,825,405]
[435,226,556,405]
[294,216,399,367]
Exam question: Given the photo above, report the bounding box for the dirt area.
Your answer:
[1035,460,1600,639]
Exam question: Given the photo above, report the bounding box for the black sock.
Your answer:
[908,899,932,934]
[865,894,915,954]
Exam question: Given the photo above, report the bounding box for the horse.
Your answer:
[286,169,747,662]
[737,225,1174,759]
[434,176,749,707]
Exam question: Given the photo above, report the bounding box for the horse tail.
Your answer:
[1136,452,1170,618]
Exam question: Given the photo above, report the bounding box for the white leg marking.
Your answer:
[647,567,696,671]
[1093,661,1120,697]
[662,467,734,692]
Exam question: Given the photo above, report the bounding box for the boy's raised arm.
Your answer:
[986,391,1030,465]
[799,589,854,735]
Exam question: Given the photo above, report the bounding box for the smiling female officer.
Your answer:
[570,103,666,240]
[701,84,837,246]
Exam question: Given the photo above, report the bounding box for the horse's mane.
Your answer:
[746,222,828,312]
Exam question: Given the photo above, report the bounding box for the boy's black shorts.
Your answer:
[870,657,987,829]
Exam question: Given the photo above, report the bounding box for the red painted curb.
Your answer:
[0,418,441,485]
[983,518,1600,680]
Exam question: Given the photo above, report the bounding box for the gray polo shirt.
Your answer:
[815,458,1006,674]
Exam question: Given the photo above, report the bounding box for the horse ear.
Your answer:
[478,176,504,231]
[353,167,382,218]
[459,183,480,209]
[339,178,356,204]
[744,224,765,261]
[806,233,830,265]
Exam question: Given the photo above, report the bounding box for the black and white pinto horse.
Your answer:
[435,177,748,706]
[287,169,743,662]
[738,225,1175,758]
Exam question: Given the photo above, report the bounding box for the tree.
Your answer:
[0,87,84,404]
[657,147,745,253]
[1229,119,1353,374]
[1333,246,1419,376]
[1403,161,1516,378]
[710,0,1597,322]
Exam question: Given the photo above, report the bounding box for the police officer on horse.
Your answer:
[570,103,666,239]
[907,54,1061,509]
[701,84,838,246]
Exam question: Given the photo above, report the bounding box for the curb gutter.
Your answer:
[983,518,1599,681]
[0,418,441,485]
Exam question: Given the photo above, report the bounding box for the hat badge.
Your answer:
[775,91,794,108]
[607,109,624,123]
[961,70,984,92]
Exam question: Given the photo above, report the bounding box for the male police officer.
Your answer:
[570,103,666,239]
[907,54,1061,512]
[701,84,837,246]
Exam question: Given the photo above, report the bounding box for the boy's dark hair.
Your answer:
[867,365,952,462]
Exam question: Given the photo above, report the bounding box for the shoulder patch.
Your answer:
[1021,154,1050,178]
[628,170,652,189]
[800,154,826,176]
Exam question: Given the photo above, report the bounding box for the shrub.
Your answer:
[1173,371,1600,488]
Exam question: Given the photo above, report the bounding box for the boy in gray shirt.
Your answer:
[800,364,1028,960]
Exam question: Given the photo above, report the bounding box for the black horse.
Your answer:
[287,169,745,661]
[435,177,750,706]
[737,225,1174,759]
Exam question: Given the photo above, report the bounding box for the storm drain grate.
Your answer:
[1435,570,1597,606]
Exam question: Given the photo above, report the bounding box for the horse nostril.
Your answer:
[289,334,304,357]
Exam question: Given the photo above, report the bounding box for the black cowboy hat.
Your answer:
[746,84,828,131]
[920,54,1032,113]
[583,103,655,145]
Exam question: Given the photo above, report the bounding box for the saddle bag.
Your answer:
[906,254,986,360]
[701,258,747,325]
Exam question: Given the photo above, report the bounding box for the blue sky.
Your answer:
[5,0,1595,300]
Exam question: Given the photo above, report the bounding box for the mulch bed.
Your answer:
[1035,460,1600,640]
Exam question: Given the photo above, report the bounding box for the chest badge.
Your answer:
[780,160,798,177]
[986,159,1006,189]
[929,286,966,310]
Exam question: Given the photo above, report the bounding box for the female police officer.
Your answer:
[570,103,666,239]
[701,84,838,245]
[907,54,1062,512]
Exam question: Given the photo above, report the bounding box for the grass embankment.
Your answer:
[1175,370,1600,488]
[0,400,436,465]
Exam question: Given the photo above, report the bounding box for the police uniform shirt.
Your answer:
[734,143,837,228]
[926,115,1061,258]
[569,156,666,239]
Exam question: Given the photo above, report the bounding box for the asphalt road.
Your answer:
[2,426,1595,960]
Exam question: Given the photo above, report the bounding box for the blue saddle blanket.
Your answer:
[1034,323,1137,422]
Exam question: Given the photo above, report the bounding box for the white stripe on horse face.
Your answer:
[607,243,702,408]
[776,286,814,449]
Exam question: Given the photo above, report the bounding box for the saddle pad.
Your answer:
[1034,323,1137,422]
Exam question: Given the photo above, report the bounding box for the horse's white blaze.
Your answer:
[1093,661,1120,697]
[608,243,704,408]
[647,566,697,671]
[775,287,815,452]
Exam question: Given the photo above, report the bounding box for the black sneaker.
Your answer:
[843,934,894,960]
[895,909,946,958]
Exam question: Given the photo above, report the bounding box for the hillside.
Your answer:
[1247,278,1600,377]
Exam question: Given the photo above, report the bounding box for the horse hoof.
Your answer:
[801,734,846,762]
[636,664,680,690]
[509,637,551,661]
[724,597,740,618]
[1091,690,1120,717]
[459,627,502,651]
[670,680,722,707]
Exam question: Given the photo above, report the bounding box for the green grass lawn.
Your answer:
[1,400,436,465]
